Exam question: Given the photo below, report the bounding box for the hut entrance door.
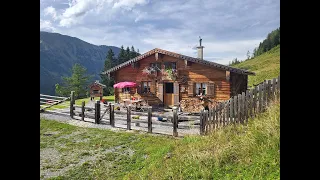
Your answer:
[164,82,179,107]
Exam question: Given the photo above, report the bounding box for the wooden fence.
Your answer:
[41,76,279,137]
[69,93,199,137]
[199,76,280,135]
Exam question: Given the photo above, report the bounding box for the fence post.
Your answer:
[81,101,85,121]
[253,86,258,115]
[238,94,242,124]
[212,106,216,130]
[95,100,100,124]
[259,84,263,113]
[242,91,247,124]
[226,100,230,125]
[230,98,233,124]
[204,110,208,134]
[222,103,226,127]
[200,109,204,135]
[109,103,115,127]
[172,107,178,137]
[127,105,131,130]
[277,76,280,100]
[148,106,152,133]
[233,96,238,124]
[70,91,75,118]
[272,78,277,100]
[208,108,212,132]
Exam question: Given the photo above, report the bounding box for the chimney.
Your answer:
[196,36,205,60]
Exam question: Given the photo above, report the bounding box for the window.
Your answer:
[122,87,130,93]
[150,63,161,72]
[164,62,176,70]
[165,83,173,93]
[196,83,207,95]
[93,90,99,94]
[142,81,151,93]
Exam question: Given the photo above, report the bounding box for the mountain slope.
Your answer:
[232,45,280,87]
[40,31,120,95]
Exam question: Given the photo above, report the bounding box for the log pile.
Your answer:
[179,98,219,113]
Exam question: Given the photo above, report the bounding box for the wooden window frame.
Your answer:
[142,81,151,93]
[164,62,177,70]
[150,63,161,72]
[195,83,207,95]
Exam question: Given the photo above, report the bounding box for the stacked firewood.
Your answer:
[179,98,219,113]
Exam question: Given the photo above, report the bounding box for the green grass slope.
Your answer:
[40,100,280,179]
[232,45,280,87]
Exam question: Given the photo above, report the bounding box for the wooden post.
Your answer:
[148,106,152,133]
[200,109,204,135]
[230,98,234,124]
[277,76,280,100]
[127,105,131,130]
[238,94,241,124]
[95,100,100,124]
[244,91,248,123]
[249,89,253,118]
[259,84,263,113]
[208,108,212,132]
[81,101,85,121]
[253,86,257,115]
[272,78,277,100]
[268,80,272,104]
[212,106,216,130]
[233,96,238,124]
[219,103,223,127]
[204,110,208,134]
[263,81,268,109]
[70,91,75,118]
[172,107,178,137]
[226,100,230,125]
[109,103,115,127]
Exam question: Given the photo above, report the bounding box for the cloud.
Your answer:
[40,0,279,65]
[44,6,58,20]
[113,0,148,9]
[40,19,56,32]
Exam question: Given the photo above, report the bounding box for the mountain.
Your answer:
[40,31,121,95]
[231,45,280,87]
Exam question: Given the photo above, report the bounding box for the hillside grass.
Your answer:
[40,101,280,179]
[232,45,280,87]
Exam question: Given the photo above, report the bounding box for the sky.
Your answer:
[40,0,280,65]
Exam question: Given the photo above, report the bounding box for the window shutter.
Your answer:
[157,83,163,102]
[188,81,194,97]
[137,82,142,94]
[206,83,215,97]
[150,81,156,93]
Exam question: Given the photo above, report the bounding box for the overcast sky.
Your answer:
[40,0,280,65]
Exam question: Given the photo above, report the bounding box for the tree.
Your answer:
[100,74,114,96]
[252,48,256,58]
[118,45,126,64]
[246,50,250,60]
[105,49,115,70]
[125,46,131,61]
[55,63,92,98]
[130,46,136,59]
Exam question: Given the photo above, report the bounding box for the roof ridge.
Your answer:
[102,48,255,75]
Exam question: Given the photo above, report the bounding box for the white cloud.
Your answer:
[113,0,148,9]
[44,6,58,21]
[40,19,56,32]
[40,0,279,65]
